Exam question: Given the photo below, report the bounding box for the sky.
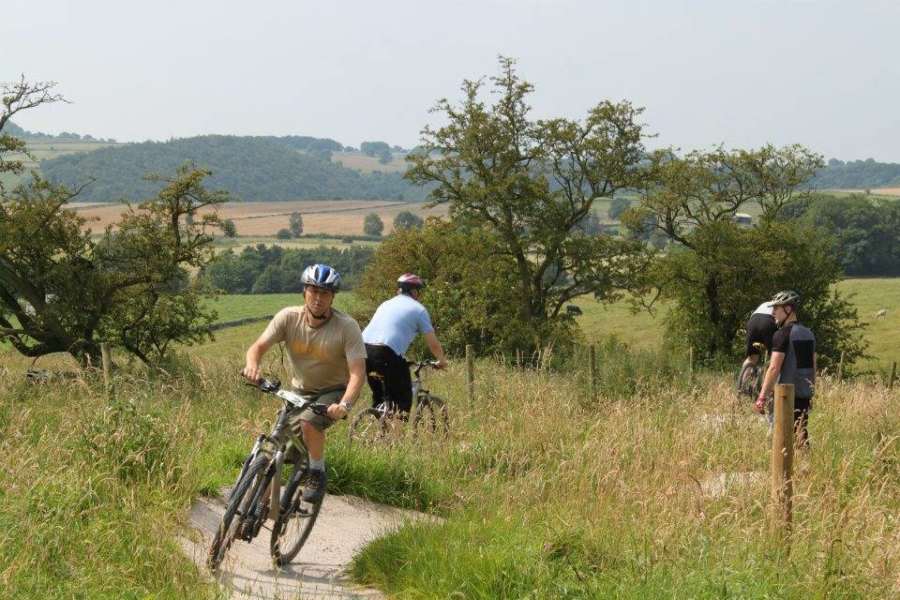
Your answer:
[4,0,900,161]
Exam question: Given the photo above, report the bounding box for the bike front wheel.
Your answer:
[348,407,389,447]
[207,454,269,572]
[270,464,324,566]
[412,394,449,436]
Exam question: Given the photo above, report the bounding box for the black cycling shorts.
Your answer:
[365,344,413,413]
[745,313,776,357]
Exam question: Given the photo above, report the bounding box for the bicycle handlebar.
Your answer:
[243,376,333,417]
[405,359,441,377]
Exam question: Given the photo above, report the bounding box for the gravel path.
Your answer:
[182,491,430,599]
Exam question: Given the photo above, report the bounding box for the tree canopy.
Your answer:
[1,165,227,367]
[779,193,900,276]
[363,213,384,237]
[405,57,651,349]
[628,145,866,368]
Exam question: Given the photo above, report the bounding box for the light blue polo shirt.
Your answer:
[362,294,434,356]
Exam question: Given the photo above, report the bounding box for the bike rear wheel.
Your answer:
[737,363,762,397]
[207,454,269,571]
[270,462,324,566]
[348,407,389,446]
[412,393,449,436]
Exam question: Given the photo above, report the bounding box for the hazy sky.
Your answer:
[4,0,900,161]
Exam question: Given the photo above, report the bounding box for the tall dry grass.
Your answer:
[1,333,897,598]
[350,359,900,598]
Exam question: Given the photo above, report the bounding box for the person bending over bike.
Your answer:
[362,273,448,415]
[754,290,817,447]
[741,298,777,372]
[242,264,366,502]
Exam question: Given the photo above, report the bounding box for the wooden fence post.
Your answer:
[589,345,597,401]
[100,343,112,395]
[771,383,795,533]
[465,344,475,403]
[889,361,897,390]
[837,351,845,382]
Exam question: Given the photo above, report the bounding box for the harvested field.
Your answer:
[73,200,447,236]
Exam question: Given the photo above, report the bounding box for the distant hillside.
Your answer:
[5,120,116,143]
[39,135,427,202]
[810,158,900,190]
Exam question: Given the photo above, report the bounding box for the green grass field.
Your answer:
[572,278,900,372]
[1,320,897,598]
[205,292,365,323]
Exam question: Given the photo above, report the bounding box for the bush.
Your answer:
[275,228,292,240]
[358,219,576,356]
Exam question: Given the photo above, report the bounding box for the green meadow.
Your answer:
[2,316,897,598]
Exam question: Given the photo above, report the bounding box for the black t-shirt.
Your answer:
[772,322,816,398]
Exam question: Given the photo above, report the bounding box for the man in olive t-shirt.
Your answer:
[243,264,366,502]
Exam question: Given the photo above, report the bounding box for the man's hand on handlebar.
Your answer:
[242,363,262,383]
[327,403,348,420]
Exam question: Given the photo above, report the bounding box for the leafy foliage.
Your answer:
[203,244,375,294]
[221,218,237,237]
[39,135,427,202]
[363,212,384,237]
[1,162,226,367]
[780,193,900,276]
[810,157,900,189]
[360,141,393,164]
[405,57,651,351]
[630,145,866,368]
[393,210,424,231]
[358,219,551,355]
[289,211,303,237]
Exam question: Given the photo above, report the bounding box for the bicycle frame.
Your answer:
[238,386,321,532]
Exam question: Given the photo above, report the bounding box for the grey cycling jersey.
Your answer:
[773,322,816,398]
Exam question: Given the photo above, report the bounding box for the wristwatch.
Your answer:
[339,400,353,411]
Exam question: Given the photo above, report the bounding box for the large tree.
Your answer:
[626,145,866,368]
[1,79,228,367]
[1,167,228,367]
[405,57,650,348]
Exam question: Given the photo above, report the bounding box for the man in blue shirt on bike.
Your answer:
[362,273,448,414]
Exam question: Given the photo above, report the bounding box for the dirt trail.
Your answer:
[182,492,430,599]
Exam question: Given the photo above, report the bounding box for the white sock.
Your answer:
[310,458,325,471]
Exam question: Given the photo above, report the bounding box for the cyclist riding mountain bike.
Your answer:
[742,299,777,371]
[754,290,817,447]
[242,264,367,502]
[362,273,448,414]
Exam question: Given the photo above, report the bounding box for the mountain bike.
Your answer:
[737,342,767,399]
[348,360,448,446]
[207,378,335,572]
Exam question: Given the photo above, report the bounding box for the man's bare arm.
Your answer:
[329,357,366,419]
[243,335,274,381]
[423,331,448,368]
[758,351,785,400]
